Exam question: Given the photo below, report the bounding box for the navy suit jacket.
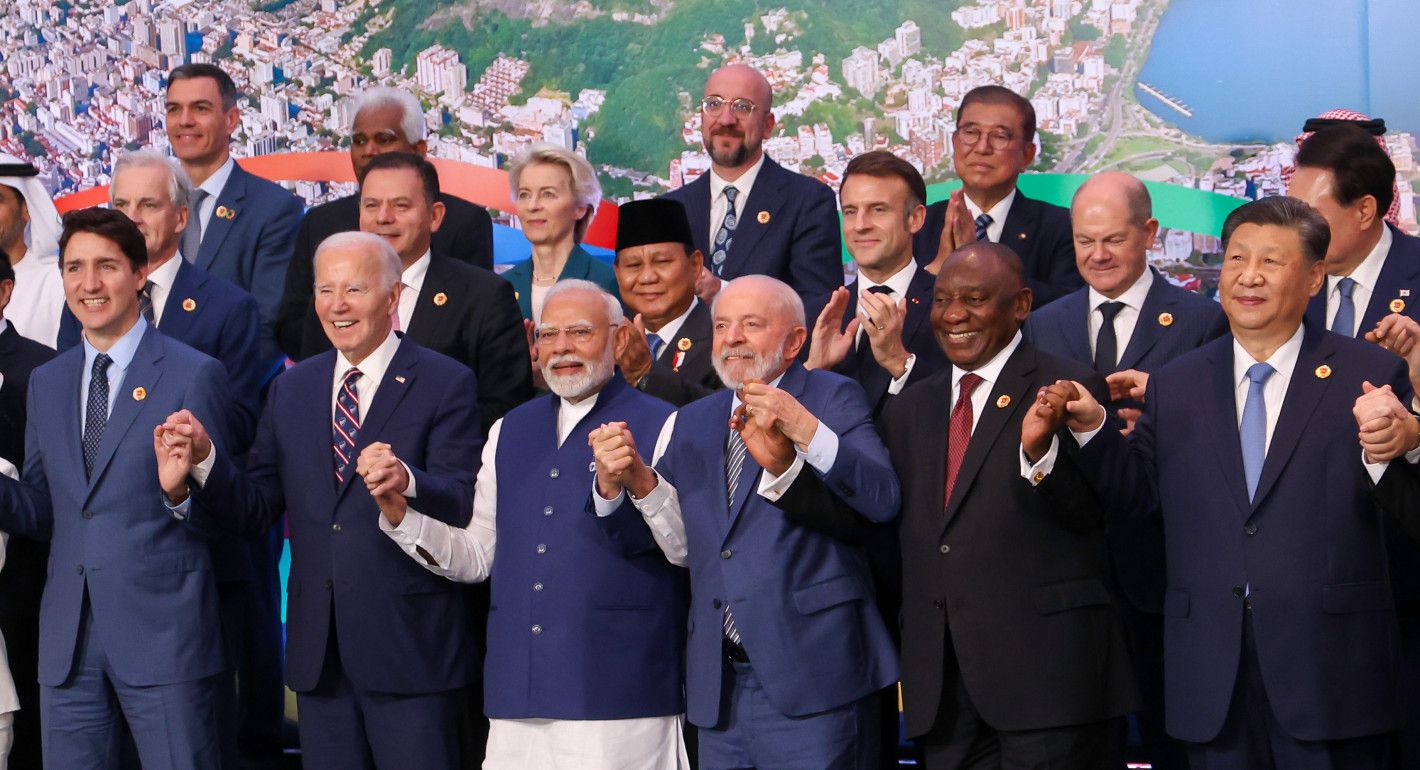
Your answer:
[663,156,844,323]
[1075,324,1416,742]
[502,245,621,321]
[639,300,722,407]
[833,266,948,417]
[58,259,264,454]
[194,162,303,378]
[0,326,231,687]
[654,363,900,727]
[914,189,1081,306]
[194,337,482,694]
[1026,272,1228,612]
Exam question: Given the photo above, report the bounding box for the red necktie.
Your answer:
[944,372,983,509]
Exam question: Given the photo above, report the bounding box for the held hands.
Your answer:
[731,398,797,477]
[738,379,820,451]
[357,442,410,525]
[1020,380,1106,462]
[589,422,655,500]
[805,287,858,371]
[1354,381,1420,463]
[1366,313,1420,397]
[1105,369,1149,436]
[859,290,910,377]
[614,315,654,385]
[926,190,975,275]
[153,409,212,503]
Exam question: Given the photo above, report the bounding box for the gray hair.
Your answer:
[313,231,403,291]
[508,143,602,242]
[109,149,193,209]
[541,278,624,325]
[352,87,427,144]
[712,274,805,328]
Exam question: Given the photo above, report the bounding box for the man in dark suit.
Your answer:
[276,86,495,361]
[1026,196,1420,769]
[661,64,844,325]
[289,151,530,432]
[0,249,52,769]
[166,63,303,382]
[1025,171,1226,770]
[612,198,722,406]
[883,242,1136,769]
[913,86,1080,306]
[0,207,233,766]
[807,150,949,418]
[595,274,900,767]
[157,231,482,768]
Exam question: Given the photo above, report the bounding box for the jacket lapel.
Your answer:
[724,158,785,275]
[1117,273,1170,370]
[1201,337,1252,515]
[1360,227,1420,333]
[942,344,1034,530]
[1250,325,1331,511]
[663,301,711,367]
[685,175,713,254]
[1304,289,1327,331]
[900,267,935,347]
[1058,288,1093,365]
[196,166,245,271]
[998,190,1037,248]
[157,259,203,337]
[85,327,165,500]
[403,258,447,339]
[725,364,809,537]
[335,339,418,500]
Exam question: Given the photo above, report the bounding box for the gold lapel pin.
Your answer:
[756,211,771,224]
[677,337,693,351]
[514,290,521,301]
[1391,298,1406,314]
[1315,364,1332,379]
[182,297,196,312]
[996,394,1011,408]
[215,205,235,220]
[433,292,448,307]
[132,386,147,401]
[394,375,407,384]
[1157,312,1174,327]
[1017,232,1027,240]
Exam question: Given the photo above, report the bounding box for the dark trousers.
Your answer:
[1185,609,1390,770]
[456,583,490,770]
[1121,601,1187,770]
[238,527,288,754]
[1392,602,1420,770]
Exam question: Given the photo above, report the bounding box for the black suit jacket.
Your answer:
[298,254,531,433]
[832,266,948,418]
[276,191,494,359]
[638,300,721,407]
[913,189,1081,306]
[0,323,54,623]
[883,341,1137,736]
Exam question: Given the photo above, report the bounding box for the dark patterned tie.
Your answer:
[181,189,209,262]
[82,353,113,478]
[1094,301,1125,372]
[710,186,740,277]
[332,367,361,484]
[722,427,748,644]
[138,281,155,325]
[974,213,993,242]
[944,372,982,508]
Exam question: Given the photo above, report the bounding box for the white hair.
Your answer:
[711,274,805,327]
[508,143,602,242]
[313,231,402,291]
[110,149,194,209]
[541,278,624,324]
[351,86,427,144]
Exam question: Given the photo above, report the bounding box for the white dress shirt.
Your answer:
[963,188,1017,244]
[855,260,919,394]
[1326,226,1392,337]
[952,330,1024,434]
[194,156,235,237]
[708,153,766,239]
[1087,267,1154,366]
[4,247,64,347]
[396,250,432,331]
[145,255,182,326]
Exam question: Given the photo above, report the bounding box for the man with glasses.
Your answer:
[913,86,1080,306]
[662,64,844,329]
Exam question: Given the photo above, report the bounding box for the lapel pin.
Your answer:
[131,386,147,401]
[514,290,521,301]
[1391,298,1406,314]
[394,375,407,384]
[1157,312,1174,327]
[1315,364,1331,379]
[910,296,920,304]
[215,205,235,220]
[182,297,196,312]
[673,350,686,370]
[433,292,448,307]
[756,211,771,224]
[995,394,1011,408]
[677,337,693,351]
[1017,232,1027,240]
[1401,289,1411,297]
[588,461,596,472]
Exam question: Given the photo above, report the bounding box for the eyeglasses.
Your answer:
[954,124,1017,150]
[701,97,759,118]
[532,324,613,346]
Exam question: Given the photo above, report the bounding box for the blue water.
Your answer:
[1136,0,1419,143]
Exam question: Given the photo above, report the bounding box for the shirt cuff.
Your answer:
[800,421,839,475]
[401,461,417,499]
[379,506,428,542]
[886,354,917,396]
[757,456,805,501]
[1406,443,1420,465]
[165,494,192,521]
[630,473,671,514]
[1021,436,1060,487]
[1362,449,1389,484]
[190,446,216,487]
[1071,421,1105,448]
[592,483,625,517]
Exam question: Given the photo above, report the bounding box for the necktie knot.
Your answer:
[973,213,993,241]
[866,285,893,296]
[92,353,112,379]
[646,332,664,360]
[1337,276,1356,298]
[1098,301,1125,322]
[1246,362,1274,387]
[958,372,984,400]
[723,185,739,203]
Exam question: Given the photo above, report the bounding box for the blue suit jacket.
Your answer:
[194,337,483,695]
[655,363,900,726]
[58,259,264,454]
[0,325,231,687]
[502,245,621,320]
[195,162,303,378]
[834,265,948,417]
[1076,323,1414,742]
[663,156,844,323]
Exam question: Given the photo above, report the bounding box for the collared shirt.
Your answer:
[1087,266,1154,365]
[1230,325,1303,454]
[145,255,183,326]
[5,248,64,347]
[396,250,432,330]
[951,330,1024,433]
[708,153,766,239]
[194,156,236,236]
[1326,226,1393,337]
[854,260,920,393]
[962,188,1017,244]
[80,316,148,434]
[648,298,699,352]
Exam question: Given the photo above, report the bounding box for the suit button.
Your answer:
[331,523,342,532]
[1244,524,1258,536]
[82,510,94,519]
[533,582,544,592]
[536,544,548,555]
[324,579,333,589]
[1232,586,1244,599]
[720,549,733,559]
[933,599,945,609]
[531,624,543,635]
[712,599,722,609]
[549,468,560,479]
[939,544,951,554]
[76,566,84,575]
[543,506,554,517]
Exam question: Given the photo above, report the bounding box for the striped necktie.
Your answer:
[332,367,362,483]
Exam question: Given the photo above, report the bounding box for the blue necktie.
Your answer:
[646,332,665,361]
[710,186,740,276]
[332,367,362,484]
[974,213,993,242]
[181,189,209,262]
[1331,277,1357,337]
[1240,362,1275,501]
[82,353,112,479]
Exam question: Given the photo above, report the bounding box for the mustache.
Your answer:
[717,346,758,363]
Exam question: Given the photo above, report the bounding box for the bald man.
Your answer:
[661,64,844,328]
[1024,172,1225,769]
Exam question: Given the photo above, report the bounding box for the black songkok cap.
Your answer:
[616,198,696,254]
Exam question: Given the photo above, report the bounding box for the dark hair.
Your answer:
[59,207,148,271]
[167,63,239,111]
[0,248,12,284]
[360,152,441,206]
[842,150,928,210]
[1295,124,1396,216]
[1221,196,1330,263]
[957,85,1037,144]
